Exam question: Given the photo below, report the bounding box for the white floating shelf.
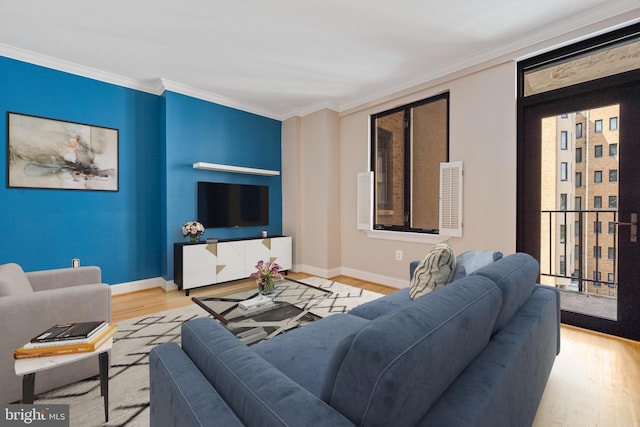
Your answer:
[193,162,280,176]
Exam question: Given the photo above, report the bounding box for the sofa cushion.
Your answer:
[451,250,503,281]
[0,263,34,296]
[180,318,354,427]
[409,242,456,299]
[348,288,412,320]
[471,252,539,333]
[324,276,503,427]
[252,313,370,397]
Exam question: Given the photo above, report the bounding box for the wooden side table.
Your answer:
[14,339,112,422]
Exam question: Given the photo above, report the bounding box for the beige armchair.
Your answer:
[0,263,111,403]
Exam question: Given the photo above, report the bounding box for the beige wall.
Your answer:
[284,62,518,288]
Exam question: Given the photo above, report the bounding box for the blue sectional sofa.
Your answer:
[149,253,560,427]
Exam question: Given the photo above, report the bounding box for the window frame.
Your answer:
[370,92,450,235]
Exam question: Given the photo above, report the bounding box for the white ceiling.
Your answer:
[0,1,639,120]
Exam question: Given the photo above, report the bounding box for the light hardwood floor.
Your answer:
[112,275,640,426]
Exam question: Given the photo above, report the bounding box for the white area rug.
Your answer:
[35,278,382,426]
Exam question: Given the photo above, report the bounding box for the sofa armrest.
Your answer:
[27,266,103,292]
[150,343,244,427]
[0,283,111,403]
[181,318,355,426]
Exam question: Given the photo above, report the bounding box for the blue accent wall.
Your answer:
[0,56,282,284]
[163,92,282,280]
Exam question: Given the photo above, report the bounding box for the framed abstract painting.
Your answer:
[7,112,119,191]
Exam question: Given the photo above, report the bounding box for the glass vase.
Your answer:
[189,235,199,244]
[259,277,274,295]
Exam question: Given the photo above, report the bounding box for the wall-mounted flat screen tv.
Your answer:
[197,181,269,228]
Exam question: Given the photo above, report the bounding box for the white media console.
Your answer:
[174,236,292,295]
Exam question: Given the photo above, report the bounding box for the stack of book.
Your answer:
[14,320,117,359]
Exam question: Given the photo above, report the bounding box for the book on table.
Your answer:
[29,320,107,343]
[14,324,117,359]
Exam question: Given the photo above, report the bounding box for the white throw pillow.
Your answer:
[409,242,456,300]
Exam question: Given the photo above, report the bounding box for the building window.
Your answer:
[609,221,616,234]
[371,92,449,233]
[594,221,602,234]
[594,196,602,209]
[575,196,582,211]
[575,245,581,259]
[593,246,602,259]
[610,116,618,130]
[560,225,566,243]
[560,131,568,150]
[575,220,581,236]
[594,170,602,183]
[594,145,603,157]
[608,247,616,260]
[609,169,618,182]
[609,196,617,209]
[593,271,602,286]
[576,147,582,163]
[560,193,567,211]
[609,143,618,156]
[595,119,603,133]
[608,273,615,284]
[560,162,568,181]
[576,123,583,138]
[560,255,566,275]
[575,172,582,188]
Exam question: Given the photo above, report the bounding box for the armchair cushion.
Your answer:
[0,263,33,296]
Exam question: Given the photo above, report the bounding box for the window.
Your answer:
[559,255,566,275]
[594,145,603,157]
[594,170,603,183]
[560,224,566,243]
[609,143,618,156]
[593,246,602,259]
[608,247,616,260]
[560,193,567,211]
[560,162,568,181]
[575,172,582,188]
[610,116,618,130]
[609,221,616,234]
[609,196,617,209]
[575,245,581,259]
[575,196,582,211]
[575,220,581,236]
[593,271,602,286]
[371,93,449,233]
[560,131,568,150]
[594,196,602,209]
[594,170,602,183]
[561,113,568,118]
[576,147,583,163]
[608,273,615,283]
[576,123,583,138]
[594,221,602,234]
[595,119,603,132]
[609,169,618,182]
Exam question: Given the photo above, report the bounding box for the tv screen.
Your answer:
[197,181,269,228]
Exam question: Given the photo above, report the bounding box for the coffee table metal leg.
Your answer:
[99,352,109,422]
[22,373,35,404]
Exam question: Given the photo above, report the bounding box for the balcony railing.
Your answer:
[541,209,618,297]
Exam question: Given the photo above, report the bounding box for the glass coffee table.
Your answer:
[192,278,333,345]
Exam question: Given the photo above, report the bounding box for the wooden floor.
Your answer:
[112,274,640,427]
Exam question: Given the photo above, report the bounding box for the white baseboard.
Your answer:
[110,277,174,295]
[293,264,406,289]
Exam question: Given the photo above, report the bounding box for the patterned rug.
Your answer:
[34,278,383,426]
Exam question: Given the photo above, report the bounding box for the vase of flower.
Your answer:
[182,221,204,244]
[259,277,275,295]
[250,260,283,296]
